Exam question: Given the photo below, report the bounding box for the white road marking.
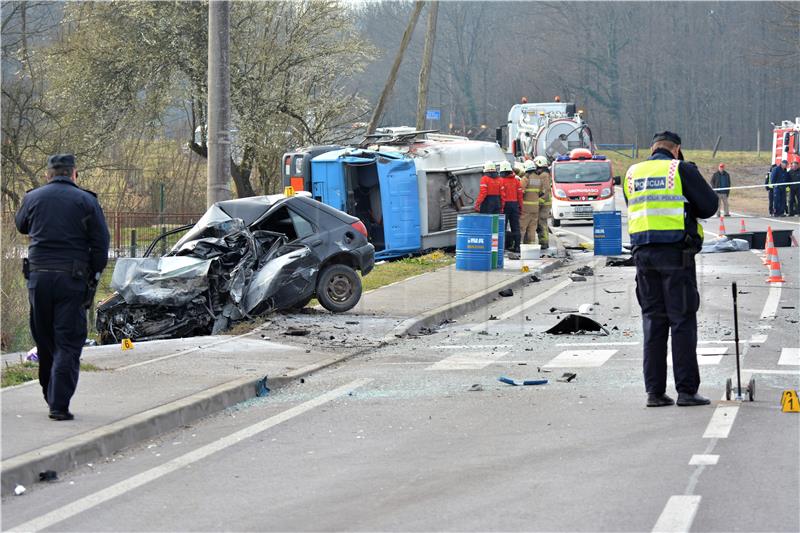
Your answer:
[652,495,702,533]
[469,278,573,331]
[689,454,719,466]
[8,379,372,533]
[668,355,722,366]
[543,349,617,368]
[697,347,727,355]
[555,341,639,347]
[430,345,512,350]
[703,405,739,439]
[778,348,800,366]
[749,334,768,344]
[759,286,782,320]
[742,368,800,375]
[427,351,508,370]
[730,211,800,226]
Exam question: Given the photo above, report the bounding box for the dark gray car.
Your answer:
[96,194,374,344]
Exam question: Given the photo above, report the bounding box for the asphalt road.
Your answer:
[3,212,799,532]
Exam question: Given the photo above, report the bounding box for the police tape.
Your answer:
[711,180,800,192]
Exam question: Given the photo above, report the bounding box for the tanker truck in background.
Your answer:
[498,99,620,226]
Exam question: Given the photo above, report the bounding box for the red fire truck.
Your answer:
[772,118,800,165]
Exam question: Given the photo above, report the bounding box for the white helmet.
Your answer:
[533,156,549,169]
[483,161,497,173]
[513,162,525,176]
[498,161,513,173]
[523,160,536,172]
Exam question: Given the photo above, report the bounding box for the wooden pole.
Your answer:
[757,128,761,157]
[367,1,424,134]
[415,1,438,131]
[711,135,722,159]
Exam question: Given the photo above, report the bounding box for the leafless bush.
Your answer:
[1,222,32,352]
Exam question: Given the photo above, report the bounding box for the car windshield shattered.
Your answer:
[96,195,374,344]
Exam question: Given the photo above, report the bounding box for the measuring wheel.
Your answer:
[747,377,756,402]
[726,378,732,401]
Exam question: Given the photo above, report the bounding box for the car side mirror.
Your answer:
[613,175,622,186]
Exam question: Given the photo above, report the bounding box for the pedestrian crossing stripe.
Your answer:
[121,338,134,351]
[781,390,799,413]
[427,351,508,370]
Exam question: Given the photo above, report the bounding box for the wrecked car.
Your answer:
[96,194,374,344]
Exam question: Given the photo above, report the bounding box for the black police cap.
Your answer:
[47,153,76,170]
[652,131,682,145]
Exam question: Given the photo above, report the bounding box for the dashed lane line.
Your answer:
[426,351,509,370]
[8,378,372,533]
[469,278,573,332]
[689,454,719,466]
[542,349,617,368]
[555,341,639,347]
[430,345,512,350]
[702,405,740,439]
[652,495,702,533]
[778,348,800,366]
[759,285,783,320]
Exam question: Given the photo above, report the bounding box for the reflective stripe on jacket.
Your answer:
[521,173,540,205]
[624,159,703,246]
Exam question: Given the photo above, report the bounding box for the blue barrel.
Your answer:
[456,214,497,271]
[593,211,622,255]
[496,215,505,269]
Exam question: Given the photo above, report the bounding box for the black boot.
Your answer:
[647,393,674,407]
[677,393,710,406]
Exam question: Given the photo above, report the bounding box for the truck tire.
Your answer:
[552,218,561,227]
[316,264,362,313]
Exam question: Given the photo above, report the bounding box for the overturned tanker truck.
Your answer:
[96,194,374,344]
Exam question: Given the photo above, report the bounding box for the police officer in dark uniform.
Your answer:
[15,154,109,420]
[623,132,718,407]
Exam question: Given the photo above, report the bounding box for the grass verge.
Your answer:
[1,361,103,388]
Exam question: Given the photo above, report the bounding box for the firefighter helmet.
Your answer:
[498,161,513,173]
[533,156,549,168]
[483,161,497,173]
[523,160,536,172]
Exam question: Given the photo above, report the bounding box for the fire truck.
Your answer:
[772,117,800,165]
[550,148,620,227]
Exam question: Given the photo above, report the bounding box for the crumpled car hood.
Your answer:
[112,256,212,306]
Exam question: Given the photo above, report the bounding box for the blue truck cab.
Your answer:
[310,149,421,260]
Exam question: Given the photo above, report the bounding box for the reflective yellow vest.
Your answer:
[624,159,703,246]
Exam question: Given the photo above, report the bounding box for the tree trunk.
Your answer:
[415,1,438,130]
[367,0,424,134]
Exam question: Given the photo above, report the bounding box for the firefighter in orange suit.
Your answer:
[499,160,523,252]
[474,161,504,214]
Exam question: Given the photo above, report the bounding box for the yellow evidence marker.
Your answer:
[121,338,134,351]
[284,186,295,197]
[521,265,530,273]
[780,390,799,413]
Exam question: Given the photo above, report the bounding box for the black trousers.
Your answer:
[634,246,700,395]
[789,186,800,216]
[479,195,502,214]
[504,201,521,251]
[28,272,87,412]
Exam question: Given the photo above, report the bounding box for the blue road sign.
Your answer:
[426,109,441,121]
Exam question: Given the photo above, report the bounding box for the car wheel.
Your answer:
[286,295,314,312]
[316,264,362,313]
[552,218,561,227]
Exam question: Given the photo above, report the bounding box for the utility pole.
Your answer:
[207,0,232,206]
[367,1,424,134]
[415,1,438,131]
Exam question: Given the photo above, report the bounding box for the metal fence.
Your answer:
[106,212,203,258]
[3,211,203,259]
[596,143,639,159]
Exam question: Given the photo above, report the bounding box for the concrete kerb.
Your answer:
[1,257,568,495]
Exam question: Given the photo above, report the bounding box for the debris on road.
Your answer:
[498,376,548,386]
[498,288,514,297]
[603,288,625,294]
[284,327,310,336]
[578,303,595,314]
[346,321,360,325]
[26,347,38,362]
[256,376,270,397]
[39,470,58,482]
[530,275,541,282]
[546,314,610,335]
[557,372,577,383]
[569,274,587,282]
[605,256,634,267]
[14,485,25,496]
[572,265,595,276]
[468,384,484,392]
[701,236,750,253]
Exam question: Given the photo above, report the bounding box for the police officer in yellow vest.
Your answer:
[624,131,718,408]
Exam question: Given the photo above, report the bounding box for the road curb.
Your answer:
[0,345,381,496]
[383,257,566,341]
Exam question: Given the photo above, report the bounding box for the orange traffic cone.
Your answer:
[718,215,726,235]
[762,226,775,265]
[739,218,747,232]
[766,250,786,283]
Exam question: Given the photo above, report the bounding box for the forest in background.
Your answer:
[2,0,798,212]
